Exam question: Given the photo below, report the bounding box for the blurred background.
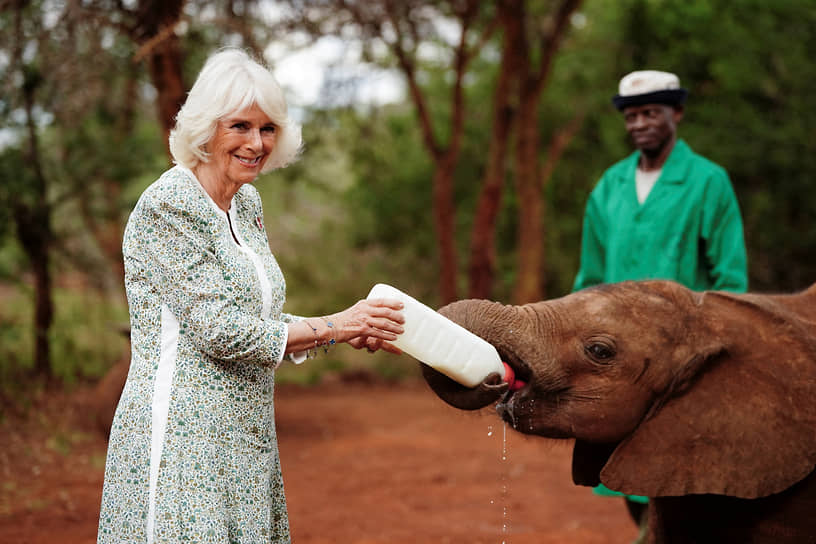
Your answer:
[2,1,816,542]
[1,0,815,417]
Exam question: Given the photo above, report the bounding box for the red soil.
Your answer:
[0,379,637,544]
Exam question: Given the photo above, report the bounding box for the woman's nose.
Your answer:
[247,128,264,149]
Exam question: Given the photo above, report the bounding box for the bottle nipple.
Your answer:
[502,361,526,391]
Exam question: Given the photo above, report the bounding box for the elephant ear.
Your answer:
[600,289,816,499]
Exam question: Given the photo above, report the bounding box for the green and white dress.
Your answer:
[98,166,299,543]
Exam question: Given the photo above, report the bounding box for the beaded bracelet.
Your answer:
[321,316,337,349]
[305,318,336,358]
[304,319,320,358]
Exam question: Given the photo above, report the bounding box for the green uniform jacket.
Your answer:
[573,139,748,293]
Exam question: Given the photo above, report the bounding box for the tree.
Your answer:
[0,0,189,378]
[78,0,298,156]
[79,0,187,157]
[288,0,499,303]
[470,0,582,303]
[2,1,57,377]
[286,0,582,303]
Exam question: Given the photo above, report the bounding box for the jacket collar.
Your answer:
[622,139,692,185]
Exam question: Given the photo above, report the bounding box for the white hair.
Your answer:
[169,48,302,172]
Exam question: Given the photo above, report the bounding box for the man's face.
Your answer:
[622,104,683,155]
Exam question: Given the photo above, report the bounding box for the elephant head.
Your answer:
[424,280,816,500]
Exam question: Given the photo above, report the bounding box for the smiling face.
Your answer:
[194,103,277,207]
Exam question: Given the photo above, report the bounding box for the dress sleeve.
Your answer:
[127,189,290,366]
[701,171,749,293]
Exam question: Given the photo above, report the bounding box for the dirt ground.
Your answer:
[0,377,638,544]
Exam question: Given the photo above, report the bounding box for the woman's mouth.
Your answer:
[235,155,262,166]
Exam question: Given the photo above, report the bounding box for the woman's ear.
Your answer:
[599,290,816,499]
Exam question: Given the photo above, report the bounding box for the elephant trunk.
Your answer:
[421,299,522,410]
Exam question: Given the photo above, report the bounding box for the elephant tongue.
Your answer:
[501,362,527,391]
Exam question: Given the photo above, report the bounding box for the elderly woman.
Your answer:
[97,48,404,544]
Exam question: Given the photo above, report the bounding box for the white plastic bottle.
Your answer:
[367,283,511,387]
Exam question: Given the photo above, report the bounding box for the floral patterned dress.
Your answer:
[98,166,297,543]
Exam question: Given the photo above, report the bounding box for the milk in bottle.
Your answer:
[366,283,512,388]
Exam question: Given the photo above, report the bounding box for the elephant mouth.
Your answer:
[493,349,572,438]
[496,390,571,438]
[494,347,534,426]
[496,390,539,433]
[495,347,533,390]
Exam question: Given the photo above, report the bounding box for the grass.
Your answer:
[0,276,421,400]
[0,285,130,395]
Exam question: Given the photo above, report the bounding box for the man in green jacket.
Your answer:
[572,70,748,539]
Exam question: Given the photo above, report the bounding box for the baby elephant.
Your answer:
[422,280,816,544]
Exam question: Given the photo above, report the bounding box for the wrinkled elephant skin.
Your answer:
[422,280,816,544]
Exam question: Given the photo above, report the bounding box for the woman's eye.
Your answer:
[261,125,276,133]
[586,343,614,361]
[231,122,249,130]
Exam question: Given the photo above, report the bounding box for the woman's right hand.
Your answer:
[286,298,404,357]
[347,336,403,355]
[328,298,405,346]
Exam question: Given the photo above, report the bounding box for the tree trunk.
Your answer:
[30,246,53,377]
[512,90,544,304]
[468,0,523,300]
[381,2,474,305]
[511,0,583,303]
[147,35,186,156]
[434,156,459,305]
[17,67,54,378]
[132,0,187,160]
[470,0,581,301]
[295,0,503,303]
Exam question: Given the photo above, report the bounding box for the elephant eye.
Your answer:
[585,342,615,362]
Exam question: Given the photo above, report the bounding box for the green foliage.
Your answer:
[609,0,816,291]
[56,110,164,198]
[3,0,816,391]
[0,294,32,379]
[274,349,418,386]
[274,356,345,386]
[344,108,435,255]
[48,290,130,383]
[0,287,129,389]
[0,148,32,278]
